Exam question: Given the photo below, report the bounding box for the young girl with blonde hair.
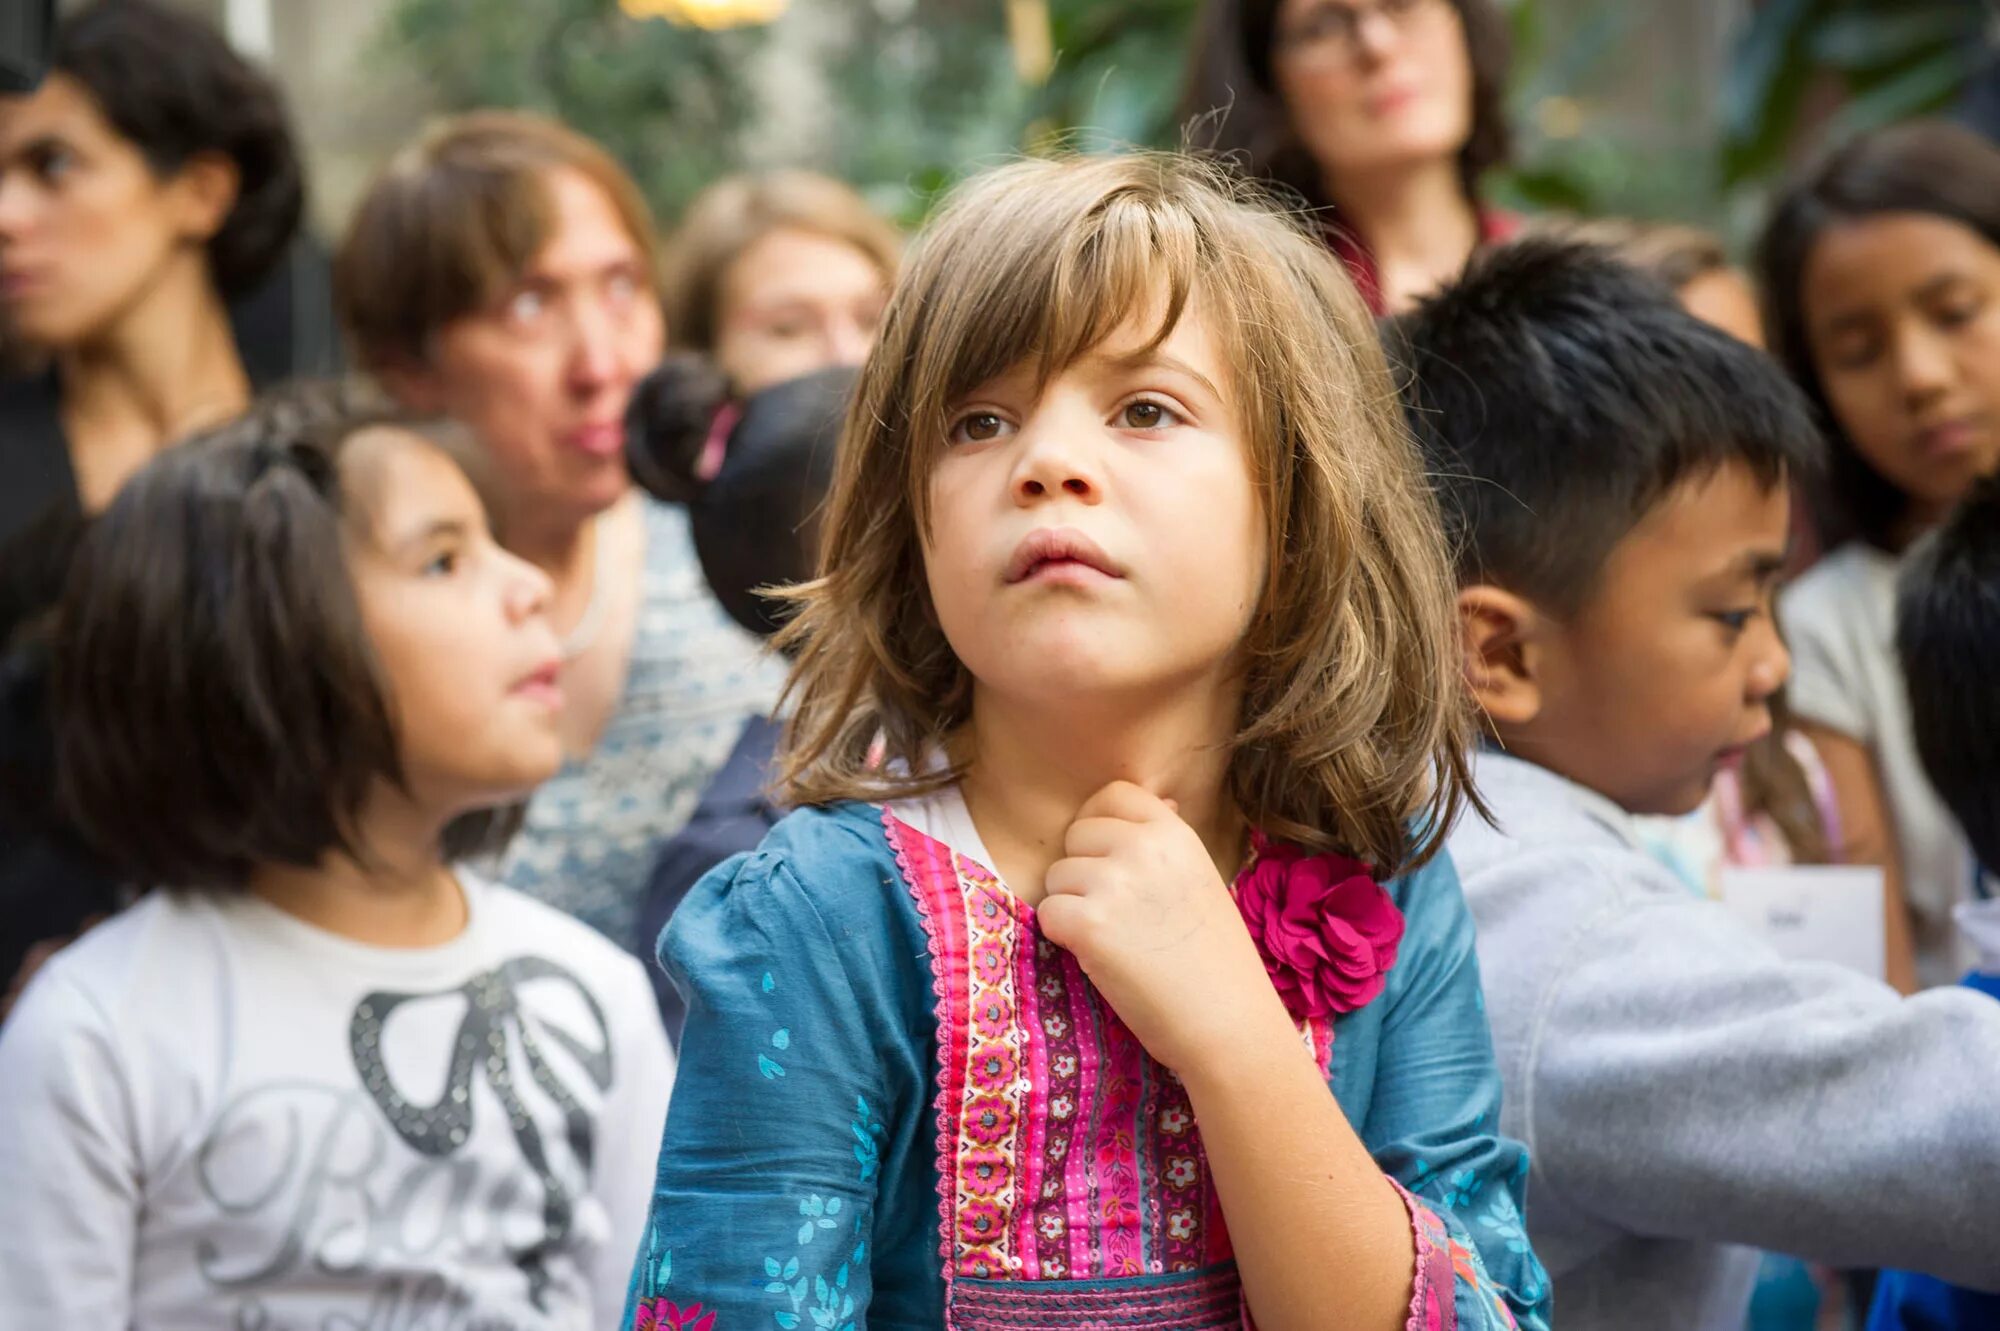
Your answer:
[624,153,1549,1331]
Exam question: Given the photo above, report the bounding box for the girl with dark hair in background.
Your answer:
[1762,120,2000,989]
[1182,0,1517,314]
[0,396,672,1328]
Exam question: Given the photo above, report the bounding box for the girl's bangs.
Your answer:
[899,180,1210,480]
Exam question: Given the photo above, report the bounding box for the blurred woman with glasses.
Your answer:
[1183,0,1517,314]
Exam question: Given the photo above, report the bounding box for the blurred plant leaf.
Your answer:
[1721,0,1818,184]
[1809,5,1982,73]
[1723,0,1984,186]
[1830,40,1986,132]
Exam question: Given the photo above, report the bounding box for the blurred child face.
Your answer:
[0,74,232,349]
[1271,0,1474,192]
[1802,212,2000,527]
[1484,464,1792,816]
[393,169,665,536]
[715,227,887,395]
[923,303,1266,710]
[341,429,566,821]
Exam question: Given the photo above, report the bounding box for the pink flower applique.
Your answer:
[1234,835,1404,1020]
[634,1297,717,1331]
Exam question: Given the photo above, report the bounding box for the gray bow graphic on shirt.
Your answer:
[349,955,613,1309]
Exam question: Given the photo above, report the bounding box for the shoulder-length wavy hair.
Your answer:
[53,385,521,888]
[772,152,1477,874]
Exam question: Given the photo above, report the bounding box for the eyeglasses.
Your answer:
[1276,0,1448,64]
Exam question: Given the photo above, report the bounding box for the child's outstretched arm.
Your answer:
[621,848,907,1331]
[1513,853,2000,1288]
[1042,782,1532,1331]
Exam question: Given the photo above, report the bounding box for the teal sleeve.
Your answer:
[622,851,889,1331]
[1366,853,1553,1331]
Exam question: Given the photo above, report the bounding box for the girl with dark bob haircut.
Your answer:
[52,392,515,884]
[1764,120,2000,992]
[0,385,673,1326]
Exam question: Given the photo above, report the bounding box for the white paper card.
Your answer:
[1717,865,1887,982]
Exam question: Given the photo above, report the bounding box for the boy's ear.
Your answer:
[1456,584,1544,728]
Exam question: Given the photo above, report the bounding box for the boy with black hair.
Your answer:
[1870,475,2000,1330]
[1386,238,2000,1330]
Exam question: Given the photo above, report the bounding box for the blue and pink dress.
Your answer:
[624,791,1550,1331]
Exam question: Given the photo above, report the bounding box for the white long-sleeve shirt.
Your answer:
[0,870,674,1330]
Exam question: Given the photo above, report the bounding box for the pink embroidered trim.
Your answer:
[957,866,1030,1279]
[1094,1016,1146,1275]
[947,1263,1246,1328]
[1012,919,1050,1280]
[886,809,969,1302]
[1446,1238,1521,1331]
[1392,1179,1459,1331]
[1148,1067,1209,1272]
[1064,939,1100,1277]
[890,808,1362,1321]
[1308,1018,1336,1081]
[888,810,1034,1284]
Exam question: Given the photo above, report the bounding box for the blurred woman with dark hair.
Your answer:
[0,0,304,553]
[0,0,308,1021]
[1182,0,1516,313]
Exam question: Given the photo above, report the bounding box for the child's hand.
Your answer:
[1039,781,1291,1075]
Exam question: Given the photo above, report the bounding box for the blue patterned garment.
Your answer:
[502,499,784,952]
[624,799,1553,1331]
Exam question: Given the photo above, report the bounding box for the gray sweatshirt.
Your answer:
[1450,750,2000,1331]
